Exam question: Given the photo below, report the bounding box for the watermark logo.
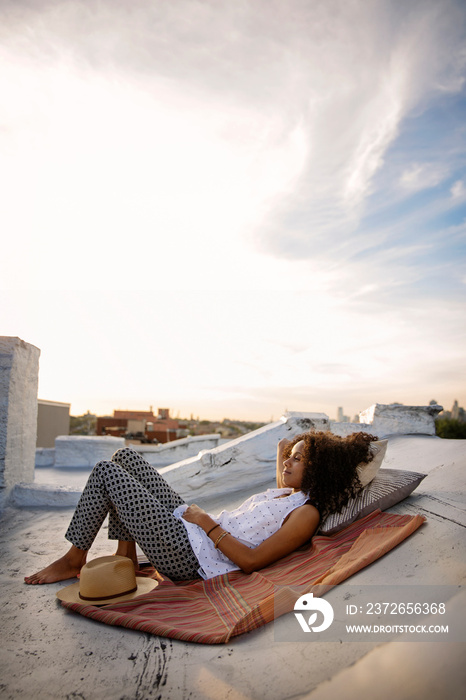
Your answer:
[294,592,334,633]
[275,585,462,642]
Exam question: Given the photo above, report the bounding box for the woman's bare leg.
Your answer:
[114,540,138,568]
[24,544,87,585]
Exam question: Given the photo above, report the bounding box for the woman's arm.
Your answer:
[276,438,291,489]
[183,503,320,575]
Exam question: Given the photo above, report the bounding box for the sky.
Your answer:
[1,0,465,422]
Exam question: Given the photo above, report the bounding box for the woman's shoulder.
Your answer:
[282,499,320,531]
[293,499,320,521]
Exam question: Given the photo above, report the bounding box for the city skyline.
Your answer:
[56,395,460,426]
[1,1,465,422]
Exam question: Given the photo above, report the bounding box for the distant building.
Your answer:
[96,407,185,443]
[442,399,465,422]
[37,399,71,448]
[337,407,350,422]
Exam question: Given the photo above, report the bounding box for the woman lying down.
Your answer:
[25,431,376,584]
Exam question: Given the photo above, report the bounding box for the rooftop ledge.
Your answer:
[12,403,444,508]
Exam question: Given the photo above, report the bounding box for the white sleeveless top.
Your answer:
[173,488,308,580]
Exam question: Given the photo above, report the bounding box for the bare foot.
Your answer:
[24,551,87,585]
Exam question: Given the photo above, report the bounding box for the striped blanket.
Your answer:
[61,510,425,644]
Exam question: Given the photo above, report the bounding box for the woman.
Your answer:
[24,431,376,584]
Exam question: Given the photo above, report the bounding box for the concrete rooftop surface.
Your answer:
[1,434,465,700]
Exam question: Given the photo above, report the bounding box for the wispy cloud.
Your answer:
[451,179,466,200]
[399,163,451,192]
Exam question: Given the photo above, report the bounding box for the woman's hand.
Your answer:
[182,504,208,526]
[276,438,292,489]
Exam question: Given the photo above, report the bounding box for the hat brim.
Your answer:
[56,576,158,606]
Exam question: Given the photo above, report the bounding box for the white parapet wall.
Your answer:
[359,403,443,437]
[36,434,224,469]
[11,482,85,508]
[14,404,442,507]
[134,434,222,468]
[35,447,56,467]
[329,421,372,437]
[0,337,40,509]
[54,435,125,467]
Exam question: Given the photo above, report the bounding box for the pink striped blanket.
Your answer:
[60,510,425,644]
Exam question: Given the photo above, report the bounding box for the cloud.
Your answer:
[399,163,450,192]
[247,1,466,264]
[451,179,466,200]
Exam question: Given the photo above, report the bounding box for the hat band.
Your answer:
[79,585,138,602]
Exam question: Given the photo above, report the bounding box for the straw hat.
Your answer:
[56,555,158,605]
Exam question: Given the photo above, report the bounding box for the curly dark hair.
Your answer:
[283,431,378,519]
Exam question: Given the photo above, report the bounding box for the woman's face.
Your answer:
[282,440,307,491]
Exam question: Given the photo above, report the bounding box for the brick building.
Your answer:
[96,408,184,443]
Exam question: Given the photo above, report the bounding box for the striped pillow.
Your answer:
[357,439,388,487]
[319,468,427,535]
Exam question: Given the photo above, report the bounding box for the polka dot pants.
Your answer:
[65,447,200,580]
